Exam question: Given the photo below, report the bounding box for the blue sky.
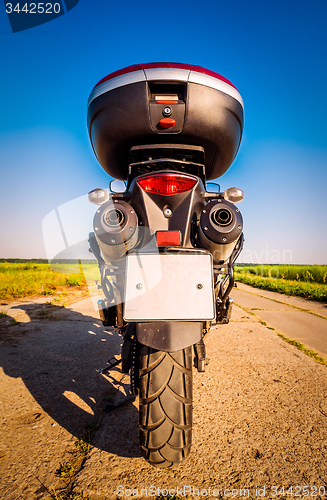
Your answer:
[0,0,326,263]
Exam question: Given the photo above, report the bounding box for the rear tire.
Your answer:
[138,344,193,468]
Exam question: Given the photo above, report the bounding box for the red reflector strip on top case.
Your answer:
[156,100,179,105]
[89,63,243,109]
[137,173,197,195]
[92,63,237,89]
[156,231,181,246]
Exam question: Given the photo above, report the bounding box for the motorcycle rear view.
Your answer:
[87,63,244,467]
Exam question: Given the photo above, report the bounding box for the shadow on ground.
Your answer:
[0,301,140,458]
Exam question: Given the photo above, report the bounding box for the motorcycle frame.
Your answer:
[89,155,244,353]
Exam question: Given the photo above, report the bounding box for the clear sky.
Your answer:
[0,0,326,264]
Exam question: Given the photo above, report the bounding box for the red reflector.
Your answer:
[156,100,178,105]
[137,173,197,195]
[159,118,176,128]
[156,231,181,246]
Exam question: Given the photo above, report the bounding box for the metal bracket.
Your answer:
[193,339,209,372]
[121,335,133,373]
[216,297,233,324]
[97,357,122,374]
[103,396,136,413]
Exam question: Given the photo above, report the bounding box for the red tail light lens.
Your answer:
[137,173,197,195]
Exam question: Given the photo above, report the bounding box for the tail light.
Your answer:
[137,173,197,195]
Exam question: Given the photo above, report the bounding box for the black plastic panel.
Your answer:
[149,102,185,133]
[136,321,202,352]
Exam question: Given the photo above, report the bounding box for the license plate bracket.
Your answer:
[123,251,215,321]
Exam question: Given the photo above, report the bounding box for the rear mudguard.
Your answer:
[136,321,202,352]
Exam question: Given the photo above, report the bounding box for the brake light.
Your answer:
[156,231,181,246]
[137,173,197,195]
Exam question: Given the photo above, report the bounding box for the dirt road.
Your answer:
[0,288,327,500]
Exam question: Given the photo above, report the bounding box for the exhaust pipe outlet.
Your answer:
[93,200,138,263]
[198,199,243,262]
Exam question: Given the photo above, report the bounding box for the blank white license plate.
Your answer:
[123,252,215,321]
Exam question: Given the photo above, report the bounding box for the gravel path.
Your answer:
[0,293,327,499]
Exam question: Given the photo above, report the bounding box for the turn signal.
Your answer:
[224,187,244,203]
[137,173,197,195]
[88,188,109,205]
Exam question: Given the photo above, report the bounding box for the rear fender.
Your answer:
[136,321,202,352]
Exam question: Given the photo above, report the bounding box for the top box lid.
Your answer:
[88,62,243,109]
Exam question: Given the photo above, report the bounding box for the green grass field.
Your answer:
[0,260,100,300]
[1,260,327,303]
[235,264,327,302]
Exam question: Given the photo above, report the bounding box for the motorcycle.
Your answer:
[86,62,244,468]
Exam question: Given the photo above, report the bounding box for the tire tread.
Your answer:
[139,345,192,468]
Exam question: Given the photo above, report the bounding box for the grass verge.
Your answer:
[234,273,327,302]
[236,264,327,283]
[0,262,100,300]
[277,333,327,366]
